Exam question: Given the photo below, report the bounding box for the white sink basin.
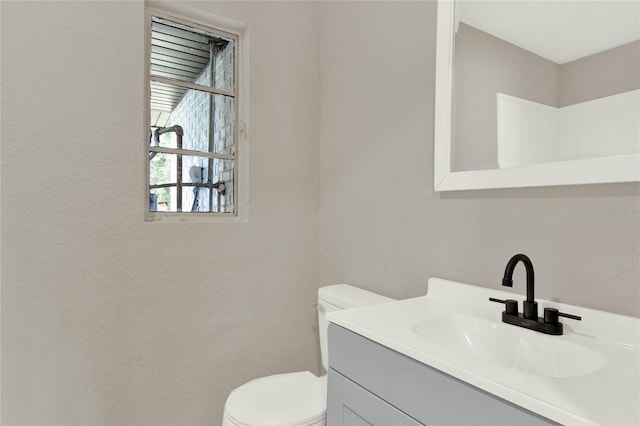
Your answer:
[328,278,640,425]
[411,314,605,378]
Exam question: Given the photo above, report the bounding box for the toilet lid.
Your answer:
[225,371,327,426]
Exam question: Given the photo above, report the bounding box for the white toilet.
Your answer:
[221,284,394,426]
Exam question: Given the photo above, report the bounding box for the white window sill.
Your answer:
[144,212,247,223]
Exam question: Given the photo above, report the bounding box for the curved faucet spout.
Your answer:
[502,254,538,320]
[502,254,535,302]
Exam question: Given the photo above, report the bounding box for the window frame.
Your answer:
[144,5,248,222]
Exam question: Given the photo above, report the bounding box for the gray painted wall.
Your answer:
[1,1,638,425]
[452,24,639,172]
[560,40,640,106]
[319,1,639,319]
[453,23,560,171]
[1,1,321,424]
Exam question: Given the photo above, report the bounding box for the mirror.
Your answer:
[434,0,640,191]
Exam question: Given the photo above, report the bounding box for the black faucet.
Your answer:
[502,254,538,320]
[489,254,581,335]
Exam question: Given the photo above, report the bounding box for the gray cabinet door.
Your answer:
[327,369,422,426]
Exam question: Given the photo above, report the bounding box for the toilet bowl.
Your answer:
[221,284,394,426]
[222,372,326,426]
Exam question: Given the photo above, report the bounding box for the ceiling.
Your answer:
[457,1,640,64]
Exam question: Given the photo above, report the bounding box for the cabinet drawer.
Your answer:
[327,369,422,426]
[328,324,557,426]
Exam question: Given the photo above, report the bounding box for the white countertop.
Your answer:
[327,278,640,425]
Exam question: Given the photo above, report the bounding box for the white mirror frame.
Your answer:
[434,0,640,192]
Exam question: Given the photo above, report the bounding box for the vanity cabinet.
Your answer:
[326,324,558,426]
[327,370,421,425]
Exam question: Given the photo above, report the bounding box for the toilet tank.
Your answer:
[317,284,394,372]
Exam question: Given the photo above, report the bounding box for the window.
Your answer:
[148,14,239,216]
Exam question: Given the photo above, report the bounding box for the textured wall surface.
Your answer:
[1,1,321,424]
[319,1,639,317]
[2,1,639,425]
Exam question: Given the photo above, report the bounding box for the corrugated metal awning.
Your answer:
[149,17,230,127]
[150,18,210,117]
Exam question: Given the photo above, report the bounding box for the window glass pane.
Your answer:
[151,17,234,91]
[214,39,235,91]
[149,152,178,212]
[150,82,210,152]
[182,156,234,213]
[213,94,236,155]
[149,84,236,155]
[150,187,176,212]
[149,152,175,186]
[149,153,234,213]
[213,158,234,213]
[149,81,189,126]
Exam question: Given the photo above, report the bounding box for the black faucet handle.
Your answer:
[544,308,582,325]
[559,312,582,321]
[489,297,518,315]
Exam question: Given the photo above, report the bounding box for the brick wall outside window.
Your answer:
[168,41,235,212]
